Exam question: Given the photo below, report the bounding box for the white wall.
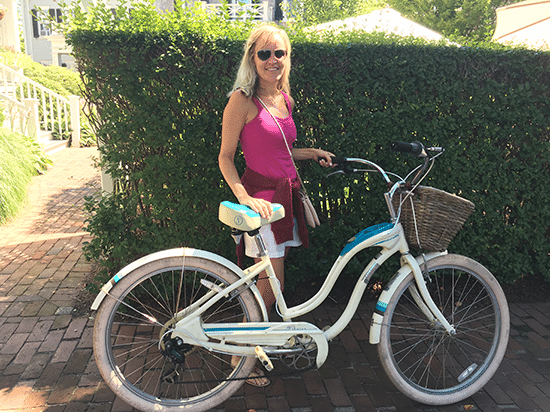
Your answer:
[497,19,550,50]
[0,0,21,52]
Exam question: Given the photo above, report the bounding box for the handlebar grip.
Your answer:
[330,156,348,165]
[390,141,424,156]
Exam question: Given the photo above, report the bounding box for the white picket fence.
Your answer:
[0,62,80,150]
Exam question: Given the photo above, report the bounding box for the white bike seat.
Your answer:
[219,201,285,231]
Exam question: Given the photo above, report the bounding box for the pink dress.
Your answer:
[240,92,298,201]
[237,92,308,260]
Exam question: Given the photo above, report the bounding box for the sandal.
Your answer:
[245,366,271,387]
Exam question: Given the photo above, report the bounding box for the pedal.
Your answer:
[255,346,274,371]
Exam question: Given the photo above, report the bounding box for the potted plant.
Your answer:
[0,5,7,20]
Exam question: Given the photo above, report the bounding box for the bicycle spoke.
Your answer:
[379,256,508,405]
[94,257,261,411]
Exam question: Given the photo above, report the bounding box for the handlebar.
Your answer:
[331,156,348,165]
[328,141,445,221]
[331,141,444,183]
[390,141,426,157]
[390,141,444,156]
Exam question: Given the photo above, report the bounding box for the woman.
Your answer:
[218,24,333,386]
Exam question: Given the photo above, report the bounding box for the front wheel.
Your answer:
[378,254,509,405]
[93,255,262,412]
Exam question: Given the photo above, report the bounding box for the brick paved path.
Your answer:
[1,147,550,412]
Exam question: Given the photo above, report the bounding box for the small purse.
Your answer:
[257,96,321,228]
[299,187,321,227]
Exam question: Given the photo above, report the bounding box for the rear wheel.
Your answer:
[93,256,262,412]
[378,254,509,405]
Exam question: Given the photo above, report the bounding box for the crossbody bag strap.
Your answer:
[256,96,308,193]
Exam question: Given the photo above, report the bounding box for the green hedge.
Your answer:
[68,2,550,289]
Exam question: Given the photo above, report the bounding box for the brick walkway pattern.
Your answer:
[1,147,550,412]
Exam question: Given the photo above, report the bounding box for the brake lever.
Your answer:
[327,165,380,178]
[327,170,345,178]
[327,163,356,177]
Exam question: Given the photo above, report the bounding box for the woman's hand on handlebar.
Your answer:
[292,148,335,167]
[313,149,336,167]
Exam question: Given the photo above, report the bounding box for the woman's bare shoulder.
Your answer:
[288,93,296,109]
[226,90,257,123]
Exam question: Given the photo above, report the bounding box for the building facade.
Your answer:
[18,0,280,69]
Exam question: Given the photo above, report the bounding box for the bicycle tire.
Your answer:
[378,254,509,405]
[93,256,262,412]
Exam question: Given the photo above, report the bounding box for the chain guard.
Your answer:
[161,335,318,385]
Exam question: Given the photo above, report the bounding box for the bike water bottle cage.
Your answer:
[219,201,285,232]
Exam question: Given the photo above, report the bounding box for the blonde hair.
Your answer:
[228,24,292,98]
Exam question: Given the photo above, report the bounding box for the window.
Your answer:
[31,8,62,38]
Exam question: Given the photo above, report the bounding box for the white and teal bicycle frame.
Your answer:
[92,155,453,370]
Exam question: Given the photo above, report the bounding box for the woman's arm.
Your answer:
[219,92,273,218]
[292,148,335,167]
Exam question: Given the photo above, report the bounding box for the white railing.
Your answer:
[0,93,29,135]
[199,1,271,21]
[0,63,80,146]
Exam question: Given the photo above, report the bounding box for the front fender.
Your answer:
[90,247,269,321]
[369,251,447,344]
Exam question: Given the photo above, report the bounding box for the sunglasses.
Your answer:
[256,49,286,61]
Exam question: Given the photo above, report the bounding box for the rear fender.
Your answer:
[90,247,269,321]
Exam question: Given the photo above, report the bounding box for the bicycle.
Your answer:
[90,141,510,411]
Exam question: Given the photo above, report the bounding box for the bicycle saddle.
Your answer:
[219,201,285,231]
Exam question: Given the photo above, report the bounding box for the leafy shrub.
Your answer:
[0,129,52,224]
[0,47,82,97]
[65,0,550,288]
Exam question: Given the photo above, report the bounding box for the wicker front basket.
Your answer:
[392,186,475,252]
